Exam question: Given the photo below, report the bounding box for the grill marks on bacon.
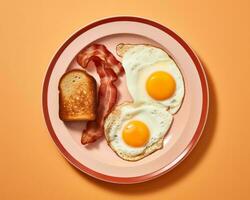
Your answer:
[76,44,123,144]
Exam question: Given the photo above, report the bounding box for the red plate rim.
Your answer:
[42,16,209,184]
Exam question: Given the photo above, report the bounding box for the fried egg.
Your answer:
[104,102,173,161]
[122,45,185,114]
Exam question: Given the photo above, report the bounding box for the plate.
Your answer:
[42,16,209,184]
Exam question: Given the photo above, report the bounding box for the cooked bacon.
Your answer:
[77,44,124,75]
[76,44,123,144]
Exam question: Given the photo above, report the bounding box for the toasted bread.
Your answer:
[59,69,97,121]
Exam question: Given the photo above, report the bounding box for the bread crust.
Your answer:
[58,69,97,121]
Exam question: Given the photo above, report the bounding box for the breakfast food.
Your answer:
[77,44,124,75]
[77,44,124,144]
[104,102,173,161]
[117,44,184,114]
[59,70,97,121]
[58,42,185,162]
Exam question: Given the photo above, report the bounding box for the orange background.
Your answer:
[1,0,249,199]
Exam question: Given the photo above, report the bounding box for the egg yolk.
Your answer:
[146,71,176,100]
[122,120,150,147]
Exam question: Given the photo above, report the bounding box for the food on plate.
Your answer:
[117,44,185,114]
[57,42,185,161]
[77,44,124,75]
[116,43,149,57]
[59,70,97,121]
[77,44,124,144]
[104,102,173,161]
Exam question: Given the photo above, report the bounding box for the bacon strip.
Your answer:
[77,44,124,75]
[76,44,123,144]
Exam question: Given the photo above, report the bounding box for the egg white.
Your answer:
[122,45,185,114]
[104,102,173,161]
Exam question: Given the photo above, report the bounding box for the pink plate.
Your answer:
[42,16,209,184]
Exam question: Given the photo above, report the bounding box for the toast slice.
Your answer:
[59,69,97,121]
